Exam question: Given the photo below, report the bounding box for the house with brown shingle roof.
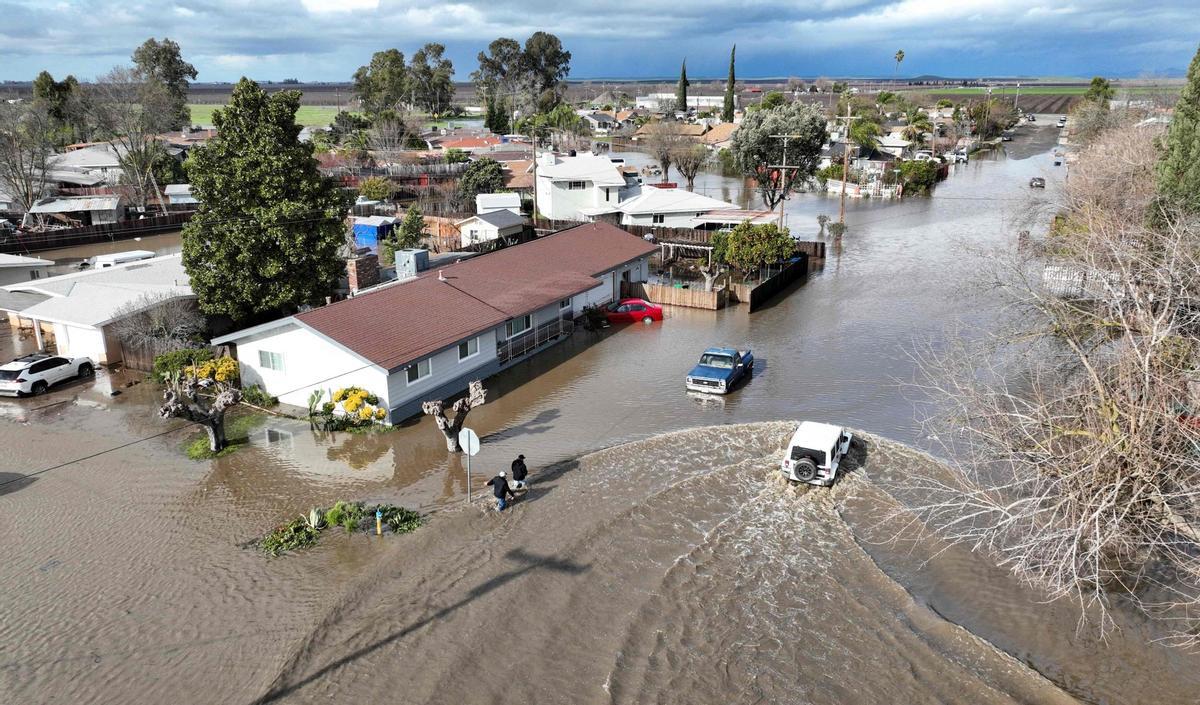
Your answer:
[212,222,656,422]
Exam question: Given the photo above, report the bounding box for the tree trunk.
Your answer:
[204,419,226,452]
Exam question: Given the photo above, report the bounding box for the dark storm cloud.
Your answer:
[0,0,1195,81]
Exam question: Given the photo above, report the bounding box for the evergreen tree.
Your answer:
[132,38,197,130]
[676,59,690,113]
[1156,43,1200,214]
[181,79,351,322]
[722,45,736,123]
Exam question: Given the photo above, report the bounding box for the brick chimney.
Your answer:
[347,253,379,294]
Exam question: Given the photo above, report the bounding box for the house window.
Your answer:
[406,358,432,385]
[560,298,572,310]
[29,270,41,280]
[506,315,532,337]
[258,350,284,371]
[652,214,665,224]
[567,181,586,190]
[458,337,479,361]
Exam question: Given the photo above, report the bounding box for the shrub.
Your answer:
[153,347,213,381]
[372,504,423,533]
[260,517,320,556]
[185,355,240,384]
[241,384,278,407]
[898,159,940,193]
[358,175,394,202]
[312,386,387,430]
[325,500,365,532]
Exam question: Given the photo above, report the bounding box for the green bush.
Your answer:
[325,500,365,532]
[371,504,424,533]
[153,347,213,381]
[241,384,278,407]
[259,518,320,556]
[898,160,940,194]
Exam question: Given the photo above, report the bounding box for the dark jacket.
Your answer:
[511,458,528,481]
[487,475,514,499]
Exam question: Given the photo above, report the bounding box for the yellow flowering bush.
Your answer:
[185,356,240,385]
[317,386,387,429]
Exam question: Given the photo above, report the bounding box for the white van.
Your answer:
[87,250,156,269]
[780,421,853,486]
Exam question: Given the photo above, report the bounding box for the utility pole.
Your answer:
[834,108,859,225]
[767,134,806,227]
[1014,82,1021,112]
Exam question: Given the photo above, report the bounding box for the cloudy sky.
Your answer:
[1,0,1196,83]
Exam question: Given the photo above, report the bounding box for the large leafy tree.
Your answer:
[730,101,826,209]
[456,157,505,205]
[1157,44,1200,215]
[522,32,572,111]
[409,43,455,118]
[132,38,197,130]
[717,221,795,278]
[722,46,736,123]
[181,79,350,322]
[472,37,523,103]
[353,49,408,117]
[31,71,87,145]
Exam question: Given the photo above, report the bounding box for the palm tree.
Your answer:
[893,50,905,80]
[901,108,932,146]
[849,119,882,153]
[876,91,897,117]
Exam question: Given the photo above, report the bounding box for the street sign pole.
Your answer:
[458,427,481,505]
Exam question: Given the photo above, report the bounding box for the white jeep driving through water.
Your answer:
[780,421,853,486]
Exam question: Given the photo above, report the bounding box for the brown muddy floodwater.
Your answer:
[4,127,1199,704]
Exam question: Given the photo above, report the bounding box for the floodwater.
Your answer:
[4,123,1199,704]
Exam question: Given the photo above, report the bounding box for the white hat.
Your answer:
[500,470,507,477]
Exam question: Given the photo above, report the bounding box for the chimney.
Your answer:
[346,253,380,294]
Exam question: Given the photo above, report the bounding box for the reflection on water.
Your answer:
[5,131,1171,704]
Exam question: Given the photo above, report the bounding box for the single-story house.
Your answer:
[0,253,53,285]
[23,195,125,228]
[476,192,521,215]
[583,112,617,133]
[700,122,738,150]
[456,210,526,248]
[1,253,193,366]
[352,216,397,249]
[213,222,657,422]
[632,122,709,141]
[615,186,738,228]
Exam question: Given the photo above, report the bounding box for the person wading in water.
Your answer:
[511,454,529,490]
[487,470,516,511]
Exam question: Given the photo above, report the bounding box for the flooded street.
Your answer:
[5,126,1199,704]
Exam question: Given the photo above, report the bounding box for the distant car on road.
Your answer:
[605,298,663,324]
[1027,114,1036,122]
[1056,117,1067,128]
[780,421,854,486]
[0,353,94,397]
[1030,177,1046,188]
[685,347,753,395]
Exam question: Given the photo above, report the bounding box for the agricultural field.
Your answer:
[187,103,342,127]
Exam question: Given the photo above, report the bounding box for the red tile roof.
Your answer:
[296,222,655,370]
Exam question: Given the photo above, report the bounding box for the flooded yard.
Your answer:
[5,125,1197,704]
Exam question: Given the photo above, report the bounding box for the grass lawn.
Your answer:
[183,411,267,460]
[187,104,343,127]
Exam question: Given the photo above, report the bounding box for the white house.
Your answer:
[635,94,731,111]
[534,153,639,221]
[1,253,192,365]
[0,253,52,285]
[582,112,617,134]
[455,209,526,248]
[46,143,126,184]
[615,187,739,228]
[475,192,521,215]
[213,222,656,422]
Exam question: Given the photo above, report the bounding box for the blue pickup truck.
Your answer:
[685,347,754,394]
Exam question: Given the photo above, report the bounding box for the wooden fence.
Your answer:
[622,281,728,311]
[2,212,193,254]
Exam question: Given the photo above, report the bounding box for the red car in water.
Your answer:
[605,298,664,324]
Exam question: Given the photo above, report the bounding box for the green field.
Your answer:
[188,104,343,127]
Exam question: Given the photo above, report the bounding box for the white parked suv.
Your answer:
[0,353,94,397]
[780,421,854,486]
